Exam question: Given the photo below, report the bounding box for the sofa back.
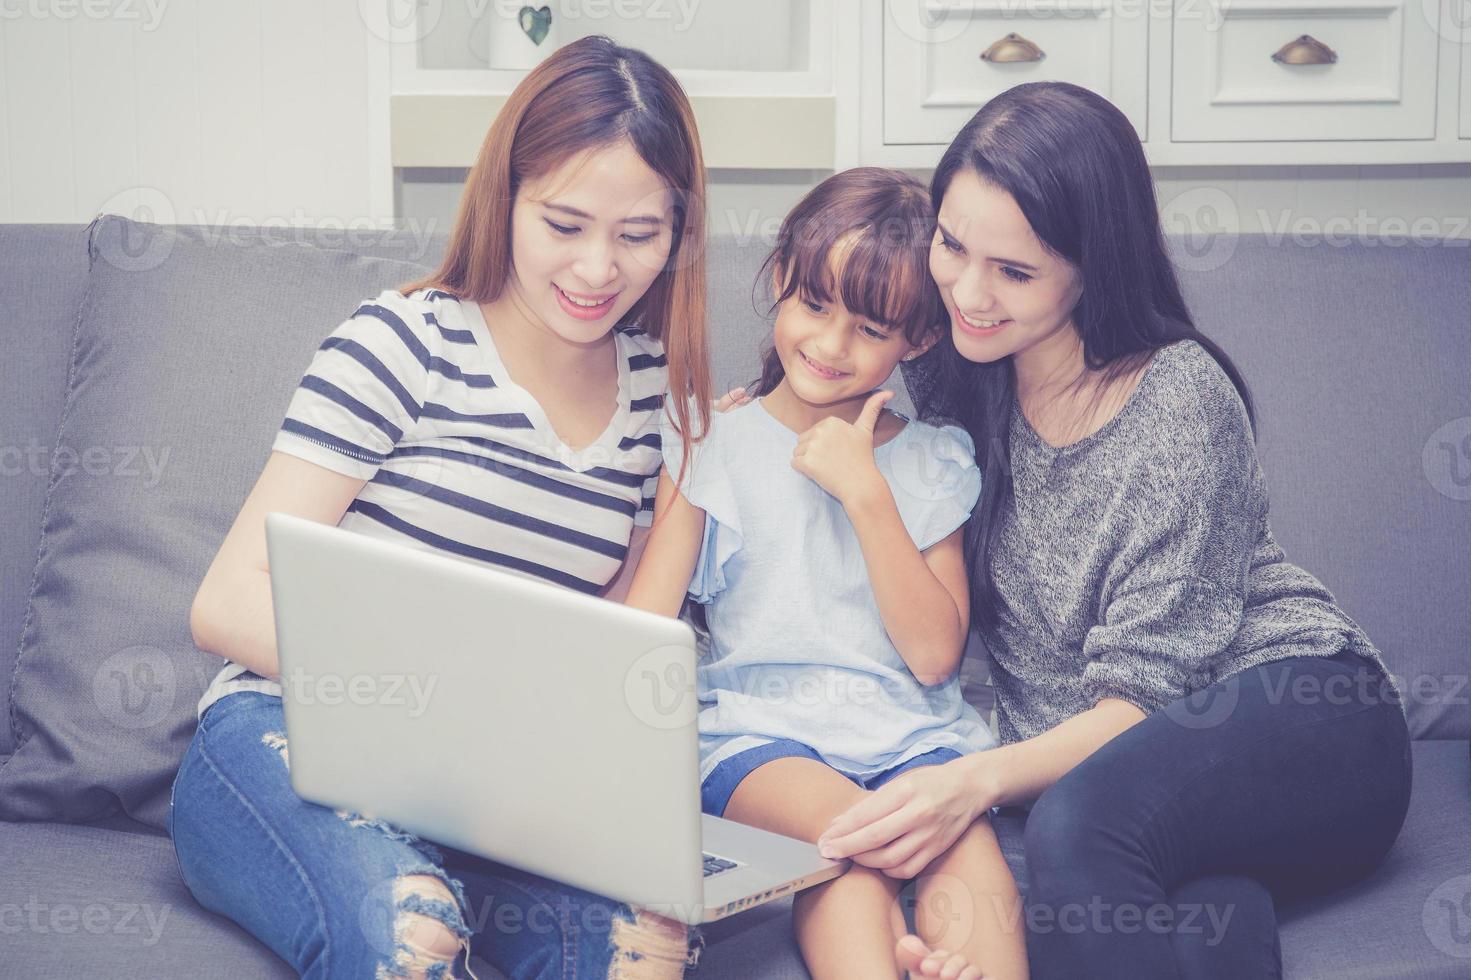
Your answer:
[0,219,1465,828]
[0,225,94,761]
[1173,237,1471,740]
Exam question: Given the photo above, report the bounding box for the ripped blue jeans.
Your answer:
[168,691,703,979]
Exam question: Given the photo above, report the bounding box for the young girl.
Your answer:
[170,37,713,980]
[627,169,1028,980]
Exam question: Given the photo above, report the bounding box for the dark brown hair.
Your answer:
[749,167,946,396]
[912,81,1254,630]
[401,35,712,478]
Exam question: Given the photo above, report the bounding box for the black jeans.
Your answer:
[1020,648,1413,979]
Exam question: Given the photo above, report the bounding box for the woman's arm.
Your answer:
[819,375,1262,875]
[976,697,1147,807]
[599,521,651,605]
[189,452,368,680]
[622,469,706,618]
[816,697,1146,878]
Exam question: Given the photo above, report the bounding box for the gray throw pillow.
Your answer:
[0,215,440,828]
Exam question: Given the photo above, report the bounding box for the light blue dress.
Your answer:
[660,396,997,783]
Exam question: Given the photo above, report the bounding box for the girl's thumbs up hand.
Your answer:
[790,391,894,507]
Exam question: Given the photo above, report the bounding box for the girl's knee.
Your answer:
[795,862,902,909]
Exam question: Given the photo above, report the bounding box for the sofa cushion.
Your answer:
[0,812,296,978]
[7,740,1458,978]
[1274,739,1471,977]
[0,216,439,828]
[1174,237,1471,740]
[0,225,93,760]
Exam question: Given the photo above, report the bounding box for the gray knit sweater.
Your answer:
[903,339,1398,744]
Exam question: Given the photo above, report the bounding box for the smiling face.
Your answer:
[506,138,675,346]
[771,245,932,411]
[929,169,1084,368]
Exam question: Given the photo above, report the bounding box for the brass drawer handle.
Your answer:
[1272,35,1338,65]
[981,33,1046,63]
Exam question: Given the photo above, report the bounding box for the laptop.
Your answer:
[263,511,848,925]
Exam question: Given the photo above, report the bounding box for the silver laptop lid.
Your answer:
[264,512,705,915]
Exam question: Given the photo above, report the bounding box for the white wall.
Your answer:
[0,0,391,227]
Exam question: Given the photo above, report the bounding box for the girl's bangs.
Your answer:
[786,221,937,341]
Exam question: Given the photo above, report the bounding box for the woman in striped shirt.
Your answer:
[171,37,714,980]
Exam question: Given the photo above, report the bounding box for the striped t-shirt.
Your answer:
[196,287,668,718]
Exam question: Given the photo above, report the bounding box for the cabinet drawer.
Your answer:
[1172,0,1439,142]
[882,0,1148,145]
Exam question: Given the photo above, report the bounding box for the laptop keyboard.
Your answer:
[702,853,739,877]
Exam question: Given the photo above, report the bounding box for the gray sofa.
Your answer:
[1,215,1468,978]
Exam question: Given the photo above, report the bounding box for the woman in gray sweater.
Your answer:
[816,82,1412,979]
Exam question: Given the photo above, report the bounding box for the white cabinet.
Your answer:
[881,0,1149,144]
[858,0,1471,166]
[1171,0,1440,142]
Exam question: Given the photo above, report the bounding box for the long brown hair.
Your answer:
[402,35,711,479]
[910,82,1253,630]
[749,168,945,396]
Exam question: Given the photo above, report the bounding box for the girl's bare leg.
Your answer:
[901,816,1028,980]
[724,757,907,979]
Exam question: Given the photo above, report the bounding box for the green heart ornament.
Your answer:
[518,5,552,46]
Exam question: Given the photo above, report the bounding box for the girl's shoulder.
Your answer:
[659,393,761,464]
[697,396,765,447]
[886,410,978,461]
[872,407,909,447]
[881,410,984,548]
